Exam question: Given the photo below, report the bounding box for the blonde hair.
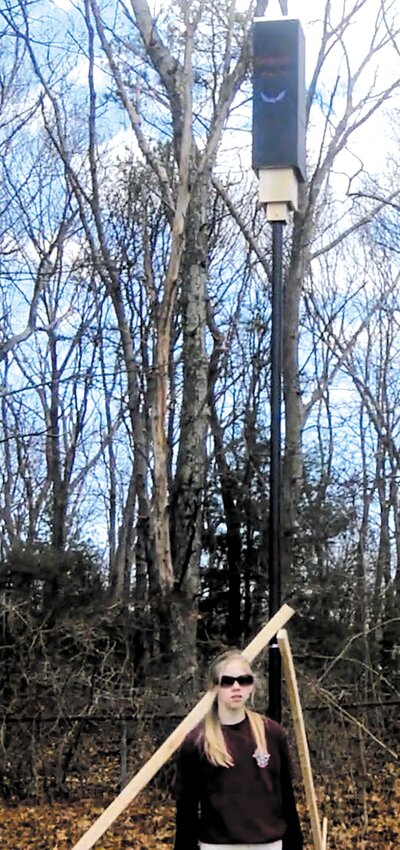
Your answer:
[201,651,268,768]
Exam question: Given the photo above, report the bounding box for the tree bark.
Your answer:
[169,182,209,682]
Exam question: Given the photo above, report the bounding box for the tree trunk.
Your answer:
[209,397,242,642]
[282,191,312,582]
[169,184,209,684]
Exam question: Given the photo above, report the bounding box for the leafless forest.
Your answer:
[0,1,399,841]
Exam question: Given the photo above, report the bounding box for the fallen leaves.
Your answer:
[296,763,400,850]
[0,770,399,850]
[0,794,175,850]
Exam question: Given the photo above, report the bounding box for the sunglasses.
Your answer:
[219,674,254,687]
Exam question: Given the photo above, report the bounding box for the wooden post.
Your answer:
[70,603,295,850]
[277,628,325,850]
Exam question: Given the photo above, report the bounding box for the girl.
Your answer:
[173,650,303,850]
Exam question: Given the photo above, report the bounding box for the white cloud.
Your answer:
[100,126,142,162]
[67,55,109,91]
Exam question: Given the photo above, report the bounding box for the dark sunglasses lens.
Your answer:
[219,676,234,687]
[220,674,254,687]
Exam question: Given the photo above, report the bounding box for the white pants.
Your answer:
[199,842,283,850]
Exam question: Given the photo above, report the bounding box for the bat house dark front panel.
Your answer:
[252,19,306,181]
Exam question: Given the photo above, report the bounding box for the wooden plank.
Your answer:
[70,603,295,850]
[240,603,294,662]
[321,816,328,850]
[278,628,324,850]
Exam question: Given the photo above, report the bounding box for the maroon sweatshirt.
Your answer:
[173,715,303,850]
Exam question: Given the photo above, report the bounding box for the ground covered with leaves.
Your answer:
[0,794,174,850]
[1,767,399,850]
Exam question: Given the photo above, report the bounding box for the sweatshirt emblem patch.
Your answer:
[253,748,270,768]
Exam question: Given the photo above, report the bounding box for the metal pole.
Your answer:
[268,219,284,722]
